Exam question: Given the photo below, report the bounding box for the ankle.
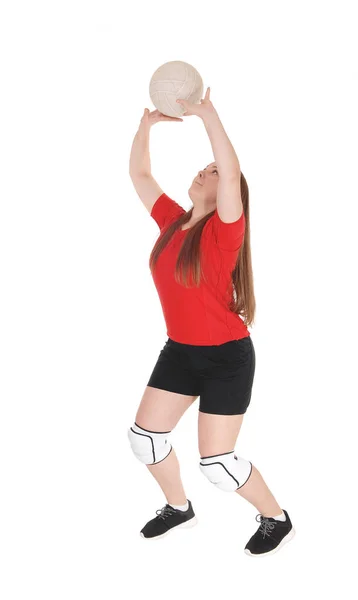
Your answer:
[168,497,187,506]
[168,499,189,511]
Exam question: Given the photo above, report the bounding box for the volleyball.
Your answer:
[149,61,204,118]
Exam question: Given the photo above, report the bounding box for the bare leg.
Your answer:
[146,448,187,506]
[235,465,281,517]
[133,386,198,506]
[198,412,282,517]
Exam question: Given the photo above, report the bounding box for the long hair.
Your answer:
[149,171,256,328]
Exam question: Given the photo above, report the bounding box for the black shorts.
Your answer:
[147,335,256,415]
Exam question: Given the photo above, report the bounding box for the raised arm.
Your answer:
[129,109,183,214]
[176,88,243,223]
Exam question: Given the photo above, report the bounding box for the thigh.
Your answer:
[198,412,244,457]
[135,338,199,432]
[139,338,200,431]
[135,386,198,431]
[147,337,201,399]
[199,336,255,416]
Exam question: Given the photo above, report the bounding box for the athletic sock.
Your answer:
[169,500,189,512]
[270,510,286,521]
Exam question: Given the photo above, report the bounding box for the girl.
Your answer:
[127,88,295,556]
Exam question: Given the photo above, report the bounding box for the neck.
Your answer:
[189,195,215,222]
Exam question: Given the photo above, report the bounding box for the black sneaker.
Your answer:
[244,509,295,556]
[140,499,198,540]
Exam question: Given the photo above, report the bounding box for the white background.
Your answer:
[1,0,357,598]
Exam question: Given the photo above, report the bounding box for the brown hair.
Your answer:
[149,171,256,328]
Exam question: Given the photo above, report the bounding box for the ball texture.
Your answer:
[149,61,204,118]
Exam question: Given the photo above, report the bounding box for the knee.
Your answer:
[199,450,252,492]
[127,422,172,465]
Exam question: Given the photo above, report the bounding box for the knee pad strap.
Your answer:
[128,422,172,465]
[199,450,252,492]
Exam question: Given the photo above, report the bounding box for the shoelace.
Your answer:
[255,514,276,538]
[155,505,176,520]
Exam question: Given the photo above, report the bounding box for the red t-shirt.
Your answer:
[150,193,250,345]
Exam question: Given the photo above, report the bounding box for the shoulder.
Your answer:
[204,208,245,252]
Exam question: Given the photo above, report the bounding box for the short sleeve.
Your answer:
[150,193,186,231]
[211,208,246,251]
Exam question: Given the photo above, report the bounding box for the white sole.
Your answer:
[140,515,198,540]
[244,527,296,557]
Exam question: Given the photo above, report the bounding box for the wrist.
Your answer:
[201,105,219,124]
[137,123,151,138]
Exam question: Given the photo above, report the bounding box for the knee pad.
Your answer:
[127,422,172,465]
[199,450,252,492]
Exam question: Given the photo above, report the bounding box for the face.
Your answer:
[189,161,219,204]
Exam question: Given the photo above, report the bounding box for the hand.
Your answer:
[140,108,183,128]
[176,87,216,119]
